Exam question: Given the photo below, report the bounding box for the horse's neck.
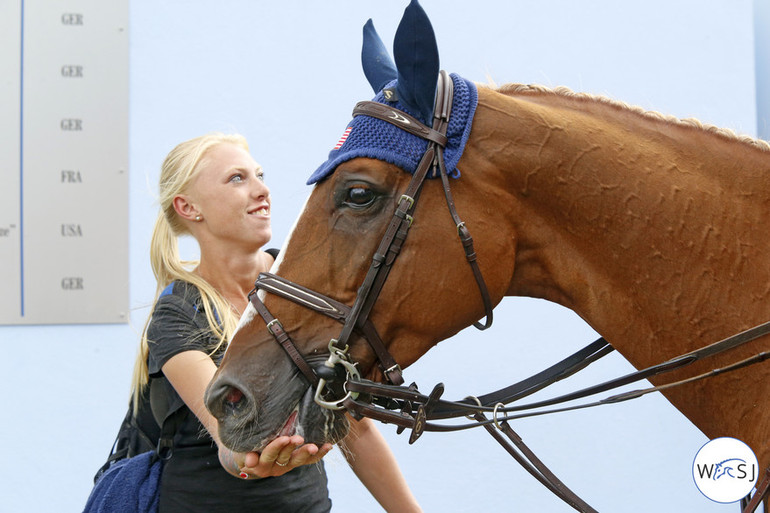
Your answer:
[471,86,770,369]
[458,86,770,465]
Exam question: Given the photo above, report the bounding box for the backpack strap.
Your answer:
[93,407,135,482]
[93,384,186,483]
[93,399,153,483]
[154,401,186,461]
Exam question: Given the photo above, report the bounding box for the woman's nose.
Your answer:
[250,177,270,198]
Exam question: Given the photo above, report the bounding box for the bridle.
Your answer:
[247,70,770,512]
[249,70,493,394]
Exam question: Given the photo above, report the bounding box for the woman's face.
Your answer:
[185,143,272,252]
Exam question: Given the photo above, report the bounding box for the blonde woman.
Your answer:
[131,133,422,512]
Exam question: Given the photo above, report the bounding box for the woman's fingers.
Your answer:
[271,435,304,466]
[289,442,333,468]
[243,451,259,468]
[238,437,332,478]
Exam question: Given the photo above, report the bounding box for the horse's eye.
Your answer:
[345,186,375,207]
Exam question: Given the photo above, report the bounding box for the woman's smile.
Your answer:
[248,205,270,217]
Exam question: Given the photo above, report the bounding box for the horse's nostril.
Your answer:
[224,386,244,408]
[206,381,250,420]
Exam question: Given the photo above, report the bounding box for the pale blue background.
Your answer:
[2,1,769,511]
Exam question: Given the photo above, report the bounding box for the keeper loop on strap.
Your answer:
[372,253,385,266]
[394,210,414,227]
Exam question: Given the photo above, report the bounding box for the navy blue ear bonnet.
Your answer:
[306,0,478,185]
[306,74,477,185]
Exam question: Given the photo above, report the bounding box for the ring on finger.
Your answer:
[275,460,288,467]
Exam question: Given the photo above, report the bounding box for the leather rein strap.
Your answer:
[342,321,770,428]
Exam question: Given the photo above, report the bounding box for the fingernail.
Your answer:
[239,472,248,479]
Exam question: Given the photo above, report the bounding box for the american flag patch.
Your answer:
[333,127,352,150]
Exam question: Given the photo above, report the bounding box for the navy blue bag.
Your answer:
[84,383,183,513]
[82,451,161,513]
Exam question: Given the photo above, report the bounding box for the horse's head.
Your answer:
[205,0,512,453]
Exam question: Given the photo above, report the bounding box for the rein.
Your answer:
[247,71,770,512]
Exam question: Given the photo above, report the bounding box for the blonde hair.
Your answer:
[130,132,250,412]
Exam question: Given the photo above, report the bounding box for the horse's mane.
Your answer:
[490,82,770,153]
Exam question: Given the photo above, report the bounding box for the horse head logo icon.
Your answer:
[713,458,747,480]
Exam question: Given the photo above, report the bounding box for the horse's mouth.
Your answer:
[278,408,299,437]
[207,361,352,454]
[251,385,349,453]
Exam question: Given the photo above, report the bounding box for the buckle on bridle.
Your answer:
[265,318,283,336]
[384,363,402,375]
[313,339,361,410]
[399,194,415,209]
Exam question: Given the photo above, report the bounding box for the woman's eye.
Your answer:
[229,174,243,183]
[345,186,375,207]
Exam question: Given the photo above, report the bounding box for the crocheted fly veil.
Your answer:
[307,0,477,185]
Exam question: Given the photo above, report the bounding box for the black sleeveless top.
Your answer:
[146,279,332,513]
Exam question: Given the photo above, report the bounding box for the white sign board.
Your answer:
[0,1,128,324]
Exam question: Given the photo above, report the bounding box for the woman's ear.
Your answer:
[172,194,200,222]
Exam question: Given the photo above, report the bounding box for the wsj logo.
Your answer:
[693,437,758,504]
[696,458,756,481]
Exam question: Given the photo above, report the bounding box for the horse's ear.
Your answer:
[393,0,439,123]
[362,19,397,93]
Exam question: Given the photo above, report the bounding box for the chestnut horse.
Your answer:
[205,0,770,502]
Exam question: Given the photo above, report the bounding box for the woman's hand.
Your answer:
[220,435,333,479]
[163,351,333,480]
